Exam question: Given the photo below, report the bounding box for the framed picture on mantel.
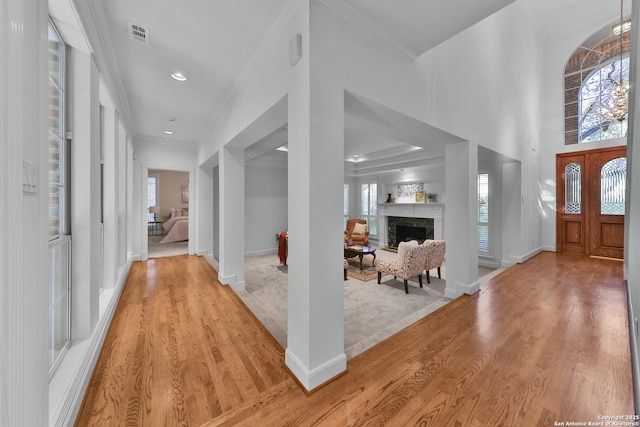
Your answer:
[415,190,426,203]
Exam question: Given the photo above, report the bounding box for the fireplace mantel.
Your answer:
[377,203,444,245]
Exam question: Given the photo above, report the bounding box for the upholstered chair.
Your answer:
[376,240,430,294]
[345,219,369,246]
[423,240,446,283]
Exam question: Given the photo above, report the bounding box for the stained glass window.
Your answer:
[565,162,581,214]
[601,157,626,215]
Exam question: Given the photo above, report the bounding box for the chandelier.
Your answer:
[598,0,629,123]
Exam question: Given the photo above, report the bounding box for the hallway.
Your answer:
[75,252,633,426]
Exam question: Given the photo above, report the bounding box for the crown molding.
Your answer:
[71,0,134,135]
[318,0,418,63]
[196,0,305,145]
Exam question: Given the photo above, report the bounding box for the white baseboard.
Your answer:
[478,258,500,268]
[195,248,209,257]
[444,286,461,299]
[218,273,235,286]
[189,244,195,255]
[51,257,132,427]
[131,253,141,261]
[285,348,346,391]
[541,245,556,252]
[512,246,544,264]
[245,248,277,257]
[459,280,480,295]
[231,280,246,292]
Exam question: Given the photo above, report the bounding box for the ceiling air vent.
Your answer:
[127,21,149,44]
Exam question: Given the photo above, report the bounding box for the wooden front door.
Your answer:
[557,146,626,259]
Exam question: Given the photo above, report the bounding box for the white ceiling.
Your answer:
[51,0,618,172]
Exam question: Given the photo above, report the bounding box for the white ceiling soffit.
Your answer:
[344,0,517,57]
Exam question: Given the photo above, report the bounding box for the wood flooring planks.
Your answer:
[75,252,634,426]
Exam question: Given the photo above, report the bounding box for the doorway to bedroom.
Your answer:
[147,169,189,258]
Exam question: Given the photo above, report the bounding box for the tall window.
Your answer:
[361,183,377,236]
[148,174,159,221]
[48,20,71,376]
[477,174,489,254]
[343,184,349,229]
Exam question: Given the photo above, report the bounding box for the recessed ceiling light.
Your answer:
[353,154,360,158]
[170,72,187,82]
[276,144,288,152]
[168,117,177,122]
[163,130,174,135]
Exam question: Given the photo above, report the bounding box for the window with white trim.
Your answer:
[343,184,349,229]
[361,183,377,237]
[48,20,71,377]
[477,173,489,254]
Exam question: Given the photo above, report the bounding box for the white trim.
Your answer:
[285,348,347,391]
[459,280,480,295]
[218,273,235,286]
[478,258,500,269]
[195,249,209,257]
[231,281,246,292]
[512,246,544,264]
[50,258,132,427]
[245,248,278,257]
[196,0,305,142]
[318,0,418,62]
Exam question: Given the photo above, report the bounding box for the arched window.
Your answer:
[564,24,630,145]
[579,57,629,143]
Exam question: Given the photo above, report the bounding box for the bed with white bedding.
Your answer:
[160,211,188,244]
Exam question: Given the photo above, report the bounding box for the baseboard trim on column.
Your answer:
[231,280,245,292]
[285,348,347,392]
[459,280,480,295]
[217,273,235,286]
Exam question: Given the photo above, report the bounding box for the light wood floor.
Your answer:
[75,252,634,426]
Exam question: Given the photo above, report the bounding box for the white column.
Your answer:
[219,146,245,289]
[195,165,214,259]
[71,49,101,338]
[0,0,49,424]
[102,106,118,288]
[285,0,346,391]
[444,141,479,298]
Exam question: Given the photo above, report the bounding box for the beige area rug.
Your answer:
[148,235,188,258]
[345,256,378,281]
[236,247,505,359]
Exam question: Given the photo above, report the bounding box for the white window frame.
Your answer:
[360,182,378,238]
[477,173,490,255]
[48,19,71,378]
[343,184,349,229]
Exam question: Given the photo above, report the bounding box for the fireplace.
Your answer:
[387,216,434,248]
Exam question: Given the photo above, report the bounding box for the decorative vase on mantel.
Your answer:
[386,193,393,203]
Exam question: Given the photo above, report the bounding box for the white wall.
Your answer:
[0,0,49,425]
[625,0,640,411]
[245,164,288,255]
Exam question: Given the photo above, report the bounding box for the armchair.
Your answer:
[423,240,446,283]
[376,240,430,294]
[345,219,369,246]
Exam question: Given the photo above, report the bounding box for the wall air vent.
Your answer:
[127,21,149,44]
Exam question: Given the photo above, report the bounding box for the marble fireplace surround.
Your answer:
[377,203,444,248]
